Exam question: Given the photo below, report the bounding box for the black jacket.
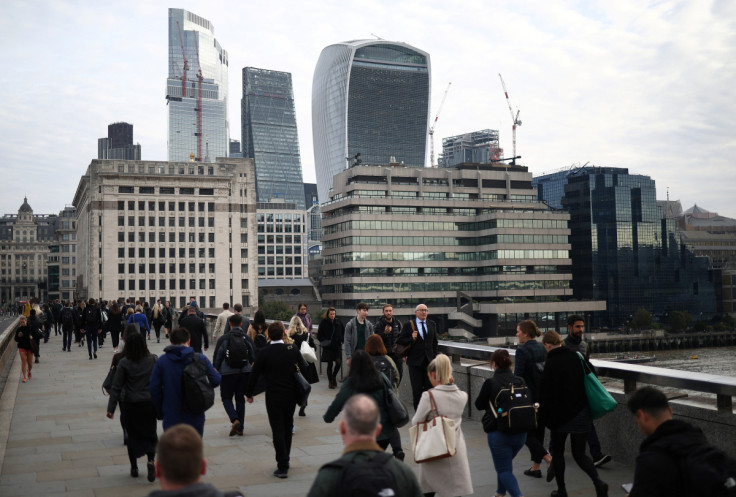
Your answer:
[374,316,402,357]
[107,354,157,413]
[245,342,308,401]
[179,314,209,352]
[317,318,344,350]
[15,324,33,350]
[539,345,587,430]
[397,318,438,367]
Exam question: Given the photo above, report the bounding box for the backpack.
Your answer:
[61,308,75,328]
[254,329,268,350]
[491,375,538,434]
[85,306,99,327]
[657,441,736,496]
[181,353,215,415]
[322,451,399,497]
[226,331,251,369]
[372,356,396,387]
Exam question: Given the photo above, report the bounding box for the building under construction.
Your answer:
[438,129,503,168]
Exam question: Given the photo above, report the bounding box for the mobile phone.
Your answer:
[621,483,633,493]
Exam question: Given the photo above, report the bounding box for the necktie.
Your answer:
[421,321,427,339]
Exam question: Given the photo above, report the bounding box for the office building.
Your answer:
[439,129,503,168]
[304,183,321,242]
[166,8,229,163]
[320,162,604,336]
[72,158,257,311]
[241,67,305,208]
[47,205,77,302]
[229,139,242,158]
[256,200,307,279]
[98,122,141,160]
[312,40,431,204]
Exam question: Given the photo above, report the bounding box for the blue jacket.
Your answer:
[149,345,221,434]
[127,312,150,333]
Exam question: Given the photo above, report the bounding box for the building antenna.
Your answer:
[498,74,521,166]
[428,82,452,167]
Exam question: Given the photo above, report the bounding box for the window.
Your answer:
[160,279,166,290]
[118,248,124,258]
[118,263,125,274]
[149,263,155,273]
[208,233,215,243]
[209,279,215,289]
[139,263,145,273]
[159,247,165,257]
[128,247,135,258]
[118,232,125,242]
[139,280,146,290]
[208,248,215,258]
[139,216,145,226]
[118,216,125,226]
[161,187,175,195]
[118,201,125,210]
[159,263,166,273]
[118,280,125,291]
[159,232,166,242]
[128,216,135,226]
[119,186,134,193]
[169,232,175,243]
[140,187,154,194]
[208,217,215,227]
[129,264,135,274]
[170,279,176,290]
[181,188,194,195]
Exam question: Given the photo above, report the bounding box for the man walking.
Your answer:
[81,298,102,360]
[397,303,438,409]
[245,322,308,479]
[224,303,250,335]
[343,302,374,364]
[179,306,209,353]
[60,300,76,352]
[374,304,403,381]
[213,302,234,341]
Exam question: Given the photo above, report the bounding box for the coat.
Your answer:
[539,345,587,430]
[317,317,344,362]
[343,317,374,358]
[411,384,473,497]
[397,318,439,367]
[323,374,396,442]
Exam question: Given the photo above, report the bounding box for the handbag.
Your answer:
[409,390,457,463]
[392,321,415,358]
[102,364,116,395]
[577,352,617,419]
[300,339,317,364]
[293,364,311,408]
[384,382,409,428]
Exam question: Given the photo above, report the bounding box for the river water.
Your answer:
[593,346,736,377]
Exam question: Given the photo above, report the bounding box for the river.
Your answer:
[593,346,736,377]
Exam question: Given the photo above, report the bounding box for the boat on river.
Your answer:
[600,353,657,364]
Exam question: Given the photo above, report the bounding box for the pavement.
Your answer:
[0,331,636,497]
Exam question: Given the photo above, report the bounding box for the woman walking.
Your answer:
[106,331,158,482]
[107,303,125,353]
[365,334,404,460]
[247,310,269,355]
[411,353,472,497]
[151,301,164,343]
[317,307,344,389]
[475,349,527,497]
[540,331,608,497]
[289,316,319,416]
[15,316,35,382]
[293,303,312,336]
[127,306,150,339]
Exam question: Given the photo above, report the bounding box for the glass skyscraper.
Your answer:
[242,67,305,208]
[312,40,431,204]
[166,8,229,162]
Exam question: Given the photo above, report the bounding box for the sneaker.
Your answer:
[22,378,27,383]
[89,355,93,360]
[393,450,405,461]
[147,461,155,482]
[273,468,288,479]
[593,454,612,468]
[94,353,97,359]
[230,420,241,437]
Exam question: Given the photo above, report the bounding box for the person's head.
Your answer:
[490,349,513,371]
[233,303,243,314]
[181,305,190,314]
[156,424,206,489]
[542,330,563,351]
[229,313,243,328]
[189,297,196,303]
[170,327,190,345]
[567,314,585,338]
[427,353,453,386]
[516,319,540,344]
[267,321,285,341]
[627,386,673,436]
[19,316,27,327]
[110,302,120,314]
[364,334,387,356]
[325,307,336,320]
[165,301,170,307]
[135,305,143,313]
[288,316,305,335]
[382,304,394,320]
[298,303,307,315]
[355,302,369,319]
[340,394,382,444]
[88,298,96,306]
[414,303,429,320]
[126,307,134,316]
[348,350,381,392]
[123,331,150,362]
[222,302,230,311]
[123,323,139,341]
[253,309,266,327]
[187,306,197,315]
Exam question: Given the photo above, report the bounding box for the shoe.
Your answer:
[273,468,288,479]
[595,481,609,497]
[157,339,160,343]
[22,378,27,383]
[546,460,556,482]
[393,450,405,461]
[551,490,567,497]
[131,466,139,478]
[35,357,39,364]
[89,355,93,360]
[236,429,244,436]
[298,406,306,417]
[94,353,97,359]
[147,461,155,482]
[62,347,66,351]
[230,420,241,437]
[28,372,31,379]
[593,454,612,467]
[524,467,542,478]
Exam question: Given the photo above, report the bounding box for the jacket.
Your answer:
[146,482,243,497]
[306,441,423,497]
[323,374,396,442]
[245,342,308,401]
[317,317,343,350]
[180,314,209,352]
[539,345,587,430]
[82,304,102,329]
[107,354,156,413]
[514,339,546,401]
[14,324,33,350]
[149,345,221,432]
[397,318,439,367]
[343,317,374,358]
[213,328,255,375]
[127,312,150,333]
[373,316,402,358]
[213,309,234,339]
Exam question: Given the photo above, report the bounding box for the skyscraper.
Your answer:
[312,40,431,204]
[242,67,305,208]
[166,8,229,162]
[98,122,141,160]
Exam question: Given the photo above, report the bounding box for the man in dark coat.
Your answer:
[179,306,209,353]
[396,303,438,410]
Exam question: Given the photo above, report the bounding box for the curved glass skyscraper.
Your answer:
[312,40,431,204]
[167,8,229,162]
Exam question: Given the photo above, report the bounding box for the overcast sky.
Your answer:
[1,0,734,218]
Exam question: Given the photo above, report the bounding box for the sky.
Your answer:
[1,0,734,218]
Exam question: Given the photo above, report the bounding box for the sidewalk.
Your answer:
[0,336,635,496]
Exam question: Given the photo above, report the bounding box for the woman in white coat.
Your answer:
[411,353,473,497]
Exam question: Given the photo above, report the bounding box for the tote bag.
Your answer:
[409,390,457,463]
[577,352,617,419]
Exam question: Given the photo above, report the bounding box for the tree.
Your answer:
[669,311,692,333]
[259,300,294,322]
[723,315,736,330]
[631,308,653,330]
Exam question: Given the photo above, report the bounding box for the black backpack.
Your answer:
[491,375,538,434]
[226,331,251,368]
[322,452,398,497]
[181,353,215,415]
[254,329,268,350]
[372,356,395,387]
[61,308,75,328]
[656,441,736,496]
[85,306,99,327]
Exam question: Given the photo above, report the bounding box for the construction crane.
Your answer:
[428,82,451,167]
[193,36,204,162]
[175,21,189,98]
[499,73,521,165]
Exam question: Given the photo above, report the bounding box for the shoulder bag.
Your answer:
[292,351,311,408]
[300,339,317,364]
[383,381,409,428]
[102,363,116,395]
[409,390,457,463]
[392,321,415,358]
[577,352,617,419]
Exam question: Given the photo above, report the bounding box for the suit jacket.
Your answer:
[245,342,308,403]
[179,314,209,352]
[397,318,438,367]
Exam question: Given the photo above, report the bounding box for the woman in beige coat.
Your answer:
[411,354,473,497]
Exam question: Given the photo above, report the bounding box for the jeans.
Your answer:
[488,430,527,497]
[62,327,73,350]
[220,373,249,423]
[85,326,98,356]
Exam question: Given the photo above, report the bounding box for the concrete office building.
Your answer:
[72,158,257,312]
[439,129,503,168]
[242,67,305,208]
[166,8,229,162]
[320,163,604,336]
[312,40,431,204]
[256,200,307,279]
[47,206,77,302]
[98,122,141,161]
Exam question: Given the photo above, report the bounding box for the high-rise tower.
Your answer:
[98,122,141,160]
[242,67,305,208]
[312,40,431,204]
[166,8,229,162]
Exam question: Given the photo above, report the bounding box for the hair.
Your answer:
[364,334,387,356]
[288,316,306,335]
[567,314,585,327]
[428,353,453,384]
[267,321,285,341]
[88,298,96,305]
[126,307,134,316]
[542,330,563,346]
[343,394,380,436]
[123,332,150,362]
[348,350,382,392]
[135,305,143,313]
[382,304,393,311]
[230,313,243,327]
[252,310,266,332]
[233,303,243,313]
[356,302,369,311]
[110,303,120,315]
[170,327,190,345]
[19,316,27,325]
[324,307,336,319]
[187,306,197,314]
[518,319,541,338]
[156,424,203,486]
[298,303,307,312]
[122,323,139,341]
[222,302,230,310]
[152,302,160,319]
[490,349,513,370]
[627,386,670,416]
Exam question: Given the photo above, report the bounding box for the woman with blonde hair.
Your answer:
[288,315,318,415]
[411,353,472,497]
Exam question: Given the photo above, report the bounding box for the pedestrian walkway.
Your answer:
[0,335,635,496]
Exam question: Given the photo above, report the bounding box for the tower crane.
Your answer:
[175,21,189,98]
[499,73,521,165]
[428,82,451,167]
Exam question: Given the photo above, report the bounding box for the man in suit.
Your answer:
[179,306,209,353]
[397,303,439,409]
[246,322,309,479]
